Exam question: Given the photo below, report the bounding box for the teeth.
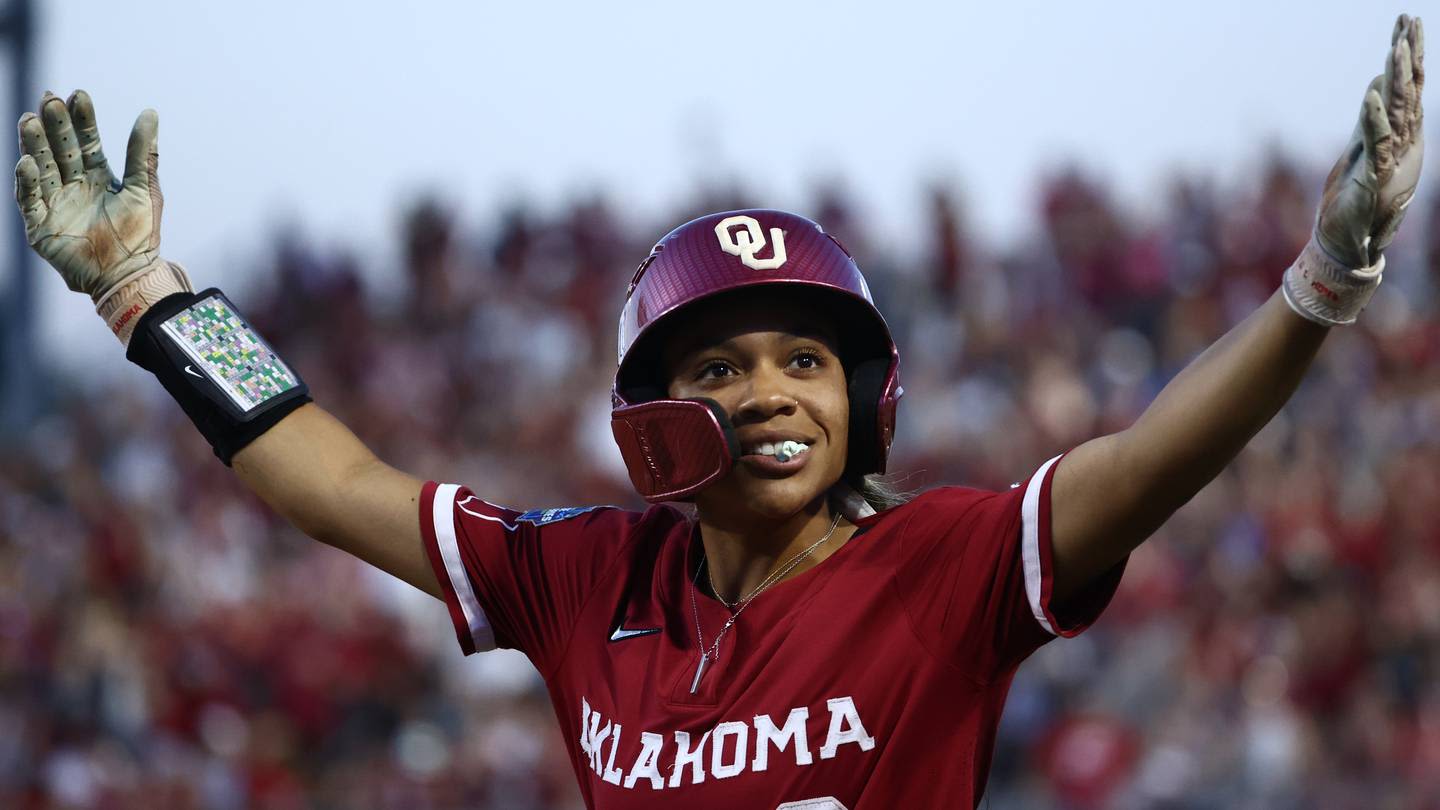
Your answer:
[774,441,810,462]
[745,440,810,459]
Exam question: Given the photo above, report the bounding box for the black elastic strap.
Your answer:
[125,288,311,466]
[692,396,742,460]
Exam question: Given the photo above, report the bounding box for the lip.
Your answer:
[739,447,813,477]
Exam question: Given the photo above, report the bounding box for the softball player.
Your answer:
[12,15,1424,809]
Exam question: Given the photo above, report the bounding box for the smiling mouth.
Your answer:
[738,442,814,477]
[741,440,811,462]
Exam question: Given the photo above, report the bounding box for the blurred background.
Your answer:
[1,1,1438,808]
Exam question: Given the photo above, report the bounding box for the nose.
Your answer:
[734,363,798,423]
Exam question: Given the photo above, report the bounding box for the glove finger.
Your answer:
[1386,37,1414,144]
[1362,72,1384,99]
[67,90,113,181]
[17,110,60,205]
[1361,83,1393,181]
[1399,30,1422,141]
[122,108,158,191]
[14,154,46,232]
[1411,16,1425,97]
[1393,13,1409,46]
[39,93,83,184]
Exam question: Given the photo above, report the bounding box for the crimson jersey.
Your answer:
[420,455,1126,809]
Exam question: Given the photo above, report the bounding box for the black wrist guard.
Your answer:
[126,288,312,465]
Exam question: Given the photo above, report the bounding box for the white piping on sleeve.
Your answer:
[456,495,521,531]
[433,483,497,652]
[1021,455,1063,636]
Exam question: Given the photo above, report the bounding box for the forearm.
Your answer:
[233,403,438,597]
[7,91,442,598]
[1045,15,1423,603]
[1119,289,1327,509]
[1052,291,1327,594]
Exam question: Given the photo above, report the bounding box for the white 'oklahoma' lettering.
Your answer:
[580,695,876,791]
[669,729,711,787]
[819,697,875,759]
[602,723,624,785]
[753,706,812,771]
[711,721,749,779]
[585,707,612,773]
[623,732,665,790]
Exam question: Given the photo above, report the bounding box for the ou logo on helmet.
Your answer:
[715,215,788,271]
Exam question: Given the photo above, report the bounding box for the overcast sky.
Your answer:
[13,0,1433,368]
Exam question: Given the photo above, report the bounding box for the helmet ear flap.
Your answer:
[846,358,889,481]
[614,386,741,462]
[610,396,740,503]
[692,397,742,460]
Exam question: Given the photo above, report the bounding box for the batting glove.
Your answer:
[1284,14,1425,326]
[14,90,191,345]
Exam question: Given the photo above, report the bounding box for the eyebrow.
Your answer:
[680,328,834,359]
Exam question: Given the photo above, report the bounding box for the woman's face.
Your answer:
[663,292,849,523]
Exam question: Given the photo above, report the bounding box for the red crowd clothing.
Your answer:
[420,455,1126,809]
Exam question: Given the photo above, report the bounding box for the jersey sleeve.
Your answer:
[419,481,640,675]
[892,454,1127,680]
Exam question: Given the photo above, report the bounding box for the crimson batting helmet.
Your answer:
[611,209,902,503]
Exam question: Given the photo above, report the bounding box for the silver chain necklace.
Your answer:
[705,562,741,610]
[687,512,843,694]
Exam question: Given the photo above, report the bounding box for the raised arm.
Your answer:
[1048,14,1426,601]
[232,406,436,596]
[14,90,438,597]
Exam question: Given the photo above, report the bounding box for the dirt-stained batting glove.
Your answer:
[14,90,191,345]
[1284,14,1425,326]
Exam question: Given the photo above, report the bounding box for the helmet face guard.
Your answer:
[611,210,901,504]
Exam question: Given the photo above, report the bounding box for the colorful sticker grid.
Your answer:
[161,297,300,412]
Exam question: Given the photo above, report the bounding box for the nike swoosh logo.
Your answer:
[609,624,660,642]
[184,365,204,379]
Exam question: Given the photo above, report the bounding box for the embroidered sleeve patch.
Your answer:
[514,506,605,526]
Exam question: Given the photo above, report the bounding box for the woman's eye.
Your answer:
[698,361,734,380]
[791,351,824,370]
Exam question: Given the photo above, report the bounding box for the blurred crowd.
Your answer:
[3,156,1440,809]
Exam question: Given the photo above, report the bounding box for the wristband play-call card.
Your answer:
[158,294,302,413]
